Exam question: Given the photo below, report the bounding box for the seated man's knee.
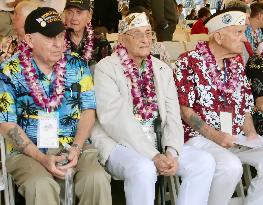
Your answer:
[221,155,243,179]
[184,149,216,177]
[77,165,111,187]
[125,158,157,181]
[21,175,59,196]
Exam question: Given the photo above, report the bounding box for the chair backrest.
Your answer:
[185,41,198,51]
[172,32,189,42]
[189,34,209,42]
[106,33,119,42]
[162,41,186,61]
[0,135,15,205]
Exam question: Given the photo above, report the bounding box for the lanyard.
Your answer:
[222,58,228,107]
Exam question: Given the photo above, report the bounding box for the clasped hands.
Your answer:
[40,146,81,179]
[153,152,179,176]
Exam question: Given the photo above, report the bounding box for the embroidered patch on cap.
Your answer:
[205,9,246,33]
[222,14,232,24]
[118,12,151,33]
[25,7,65,37]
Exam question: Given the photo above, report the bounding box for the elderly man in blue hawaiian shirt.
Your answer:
[0,7,111,205]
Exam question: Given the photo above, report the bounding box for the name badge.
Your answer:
[37,111,59,148]
[219,106,233,135]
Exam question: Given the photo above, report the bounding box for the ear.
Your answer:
[213,32,223,46]
[24,34,34,48]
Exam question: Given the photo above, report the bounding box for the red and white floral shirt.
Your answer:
[174,41,254,142]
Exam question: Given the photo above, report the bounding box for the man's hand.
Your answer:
[213,131,236,148]
[153,153,170,173]
[160,152,179,176]
[58,147,80,171]
[40,154,67,179]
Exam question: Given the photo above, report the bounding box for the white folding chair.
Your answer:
[189,34,209,42]
[185,41,198,51]
[162,41,186,62]
[0,135,15,205]
[172,32,189,42]
[106,33,119,42]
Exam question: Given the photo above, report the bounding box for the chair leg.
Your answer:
[7,175,15,205]
[243,164,252,191]
[167,176,177,205]
[235,180,245,199]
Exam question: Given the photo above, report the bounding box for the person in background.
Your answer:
[245,2,263,53]
[151,0,178,41]
[246,55,263,136]
[177,3,185,27]
[175,8,263,205]
[0,0,39,62]
[0,0,15,62]
[0,0,14,40]
[64,0,112,71]
[191,7,211,34]
[0,7,111,205]
[186,8,197,20]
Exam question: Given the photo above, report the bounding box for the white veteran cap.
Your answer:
[118,12,150,34]
[205,8,246,33]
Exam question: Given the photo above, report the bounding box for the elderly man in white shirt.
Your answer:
[91,12,216,205]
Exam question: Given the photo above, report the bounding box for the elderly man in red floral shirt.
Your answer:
[175,8,263,205]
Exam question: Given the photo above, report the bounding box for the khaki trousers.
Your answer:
[6,147,112,205]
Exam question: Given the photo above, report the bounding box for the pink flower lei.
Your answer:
[65,23,94,62]
[116,43,158,121]
[196,41,240,94]
[18,41,66,112]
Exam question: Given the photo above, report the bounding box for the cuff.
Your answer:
[166,146,179,158]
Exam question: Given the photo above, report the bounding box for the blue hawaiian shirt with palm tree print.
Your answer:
[245,25,263,53]
[0,53,96,154]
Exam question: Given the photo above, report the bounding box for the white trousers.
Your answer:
[187,136,263,205]
[106,144,215,205]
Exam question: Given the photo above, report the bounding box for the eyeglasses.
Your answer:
[125,31,155,40]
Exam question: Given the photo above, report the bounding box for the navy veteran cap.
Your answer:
[65,0,90,10]
[204,8,246,33]
[24,7,65,37]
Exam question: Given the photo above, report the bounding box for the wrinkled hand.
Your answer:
[160,152,179,176]
[40,154,66,179]
[153,154,170,174]
[214,131,236,148]
[58,147,80,171]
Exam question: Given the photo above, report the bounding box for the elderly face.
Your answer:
[25,32,65,66]
[119,26,153,60]
[218,25,247,54]
[64,7,91,32]
[12,6,26,40]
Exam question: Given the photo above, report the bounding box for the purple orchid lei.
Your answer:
[116,43,158,121]
[197,41,240,94]
[18,41,66,112]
